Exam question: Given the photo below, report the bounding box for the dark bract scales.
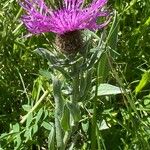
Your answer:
[55,31,83,53]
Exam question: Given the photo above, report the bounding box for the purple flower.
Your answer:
[20,0,109,35]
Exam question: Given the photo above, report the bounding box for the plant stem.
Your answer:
[72,64,79,103]
[20,90,49,124]
[53,77,64,149]
[91,64,99,150]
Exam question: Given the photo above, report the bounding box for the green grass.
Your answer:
[0,0,150,149]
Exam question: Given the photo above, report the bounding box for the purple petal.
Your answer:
[64,0,83,9]
[20,0,109,34]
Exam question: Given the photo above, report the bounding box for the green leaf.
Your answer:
[53,65,72,80]
[99,120,109,130]
[48,126,55,150]
[42,121,53,130]
[32,77,42,101]
[32,124,38,135]
[35,108,43,124]
[107,10,119,51]
[34,48,58,64]
[81,122,89,133]
[61,105,70,131]
[96,83,126,96]
[98,53,109,83]
[22,105,32,112]
[86,50,99,70]
[52,76,64,148]
[67,102,81,122]
[24,128,32,142]
[26,113,33,128]
[144,98,150,106]
[144,16,150,27]
[52,76,64,117]
[135,70,150,94]
[12,123,21,150]
[12,123,20,133]
[0,132,19,140]
[80,69,93,100]
[39,69,52,80]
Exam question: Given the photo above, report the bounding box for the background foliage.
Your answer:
[0,0,150,149]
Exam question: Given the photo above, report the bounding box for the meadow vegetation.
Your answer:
[0,0,150,149]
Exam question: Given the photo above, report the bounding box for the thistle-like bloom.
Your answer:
[20,0,109,53]
[20,0,109,35]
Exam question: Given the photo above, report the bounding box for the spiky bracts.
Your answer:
[55,30,83,53]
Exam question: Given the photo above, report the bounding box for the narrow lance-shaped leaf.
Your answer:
[107,10,119,51]
[135,70,150,94]
[67,102,81,123]
[52,76,64,148]
[95,83,128,96]
[48,126,55,150]
[61,104,71,131]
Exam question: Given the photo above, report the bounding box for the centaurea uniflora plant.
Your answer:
[20,0,110,149]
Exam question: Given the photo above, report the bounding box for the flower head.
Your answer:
[20,0,109,35]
